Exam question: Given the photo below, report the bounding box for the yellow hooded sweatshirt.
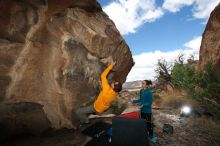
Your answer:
[93,64,118,113]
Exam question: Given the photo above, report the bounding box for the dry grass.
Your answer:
[156,89,198,109]
[154,89,220,145]
[192,117,220,146]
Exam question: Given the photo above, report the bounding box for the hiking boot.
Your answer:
[151,136,157,143]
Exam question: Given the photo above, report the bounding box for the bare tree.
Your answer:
[187,54,197,64]
[175,53,184,64]
[155,58,173,89]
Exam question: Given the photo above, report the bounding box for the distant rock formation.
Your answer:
[199,3,220,73]
[0,0,134,139]
[122,80,142,89]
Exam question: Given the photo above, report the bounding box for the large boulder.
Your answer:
[199,3,220,73]
[0,0,134,139]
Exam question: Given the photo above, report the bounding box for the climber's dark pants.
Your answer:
[141,112,153,138]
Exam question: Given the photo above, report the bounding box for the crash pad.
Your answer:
[119,112,140,118]
[82,121,112,137]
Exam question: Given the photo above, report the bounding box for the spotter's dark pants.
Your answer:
[141,112,153,138]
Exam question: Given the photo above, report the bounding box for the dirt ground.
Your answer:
[153,108,220,146]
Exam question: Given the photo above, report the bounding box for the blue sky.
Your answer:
[97,0,220,81]
[124,7,205,54]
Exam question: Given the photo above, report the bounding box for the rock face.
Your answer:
[0,0,134,139]
[199,3,220,73]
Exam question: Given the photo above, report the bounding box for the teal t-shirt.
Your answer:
[133,88,152,113]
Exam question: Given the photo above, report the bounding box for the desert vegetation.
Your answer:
[155,54,220,119]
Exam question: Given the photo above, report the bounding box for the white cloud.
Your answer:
[103,0,164,35]
[162,0,219,19]
[126,50,180,82]
[184,36,202,58]
[102,0,219,35]
[126,36,202,82]
[193,0,220,19]
[162,0,194,12]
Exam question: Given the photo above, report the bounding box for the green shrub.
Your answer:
[155,54,220,113]
[171,63,196,92]
[153,94,160,100]
[196,62,220,99]
[171,61,220,97]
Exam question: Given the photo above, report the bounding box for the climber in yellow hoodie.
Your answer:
[75,64,122,124]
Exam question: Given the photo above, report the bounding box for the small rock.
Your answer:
[163,123,174,134]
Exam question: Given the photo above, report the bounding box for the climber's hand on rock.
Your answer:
[108,56,116,67]
[112,61,116,66]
